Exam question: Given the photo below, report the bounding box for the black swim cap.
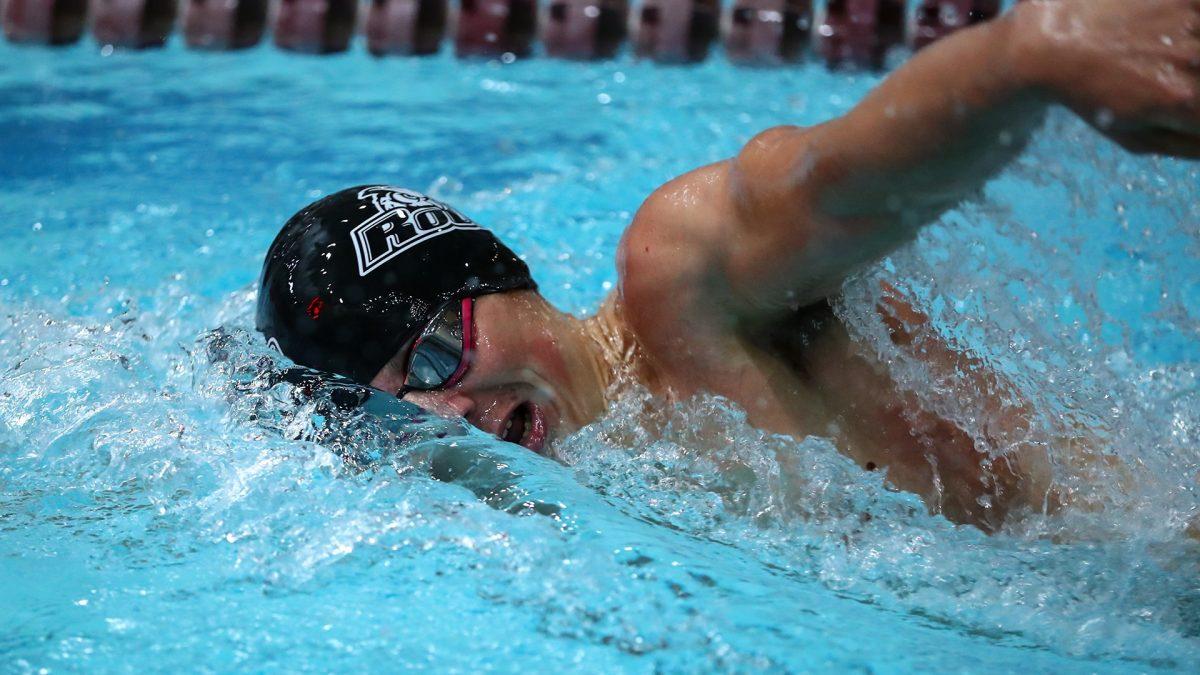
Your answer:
[256,185,536,385]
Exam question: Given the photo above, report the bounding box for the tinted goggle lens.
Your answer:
[402,298,471,392]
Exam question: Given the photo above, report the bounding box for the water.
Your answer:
[2,37,1199,672]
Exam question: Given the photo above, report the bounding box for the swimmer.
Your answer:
[257,0,1200,531]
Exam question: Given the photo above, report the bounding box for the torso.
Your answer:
[607,289,1032,531]
[744,302,1033,530]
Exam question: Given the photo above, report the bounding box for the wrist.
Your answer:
[1002,0,1069,99]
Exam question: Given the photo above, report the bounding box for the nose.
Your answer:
[402,390,475,419]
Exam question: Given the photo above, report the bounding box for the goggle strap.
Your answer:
[445,297,473,388]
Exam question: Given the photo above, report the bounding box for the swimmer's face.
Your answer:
[370,290,590,456]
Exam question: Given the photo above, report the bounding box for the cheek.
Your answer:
[473,398,508,426]
[470,329,570,391]
[527,332,573,387]
[465,333,523,385]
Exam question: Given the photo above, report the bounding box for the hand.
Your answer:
[1013,0,1200,157]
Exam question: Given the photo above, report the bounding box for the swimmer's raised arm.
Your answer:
[621,0,1200,323]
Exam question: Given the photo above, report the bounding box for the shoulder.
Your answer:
[617,163,730,311]
[616,125,815,311]
[622,160,734,244]
[614,162,740,384]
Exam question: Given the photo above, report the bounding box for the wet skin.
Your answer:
[374,0,1200,531]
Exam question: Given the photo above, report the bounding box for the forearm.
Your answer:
[715,0,1198,313]
[723,9,1050,307]
[811,9,1048,234]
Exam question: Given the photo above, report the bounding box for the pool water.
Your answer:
[2,37,1200,672]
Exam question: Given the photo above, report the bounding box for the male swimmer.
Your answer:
[257,0,1200,531]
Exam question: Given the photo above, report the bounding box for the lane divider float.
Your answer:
[1,0,1012,68]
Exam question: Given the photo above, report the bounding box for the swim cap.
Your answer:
[256,185,536,385]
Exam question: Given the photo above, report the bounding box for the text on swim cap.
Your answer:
[351,186,481,276]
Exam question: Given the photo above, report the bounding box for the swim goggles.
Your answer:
[398,297,475,396]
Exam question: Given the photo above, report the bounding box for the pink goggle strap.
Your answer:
[444,296,474,388]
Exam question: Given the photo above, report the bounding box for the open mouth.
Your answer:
[501,401,547,454]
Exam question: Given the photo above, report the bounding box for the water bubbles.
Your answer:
[940,2,962,26]
[105,618,136,633]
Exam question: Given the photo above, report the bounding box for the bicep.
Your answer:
[721,125,902,315]
[619,128,903,332]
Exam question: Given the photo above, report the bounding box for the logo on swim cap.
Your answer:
[350,186,481,277]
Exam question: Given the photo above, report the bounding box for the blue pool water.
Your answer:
[2,37,1200,672]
